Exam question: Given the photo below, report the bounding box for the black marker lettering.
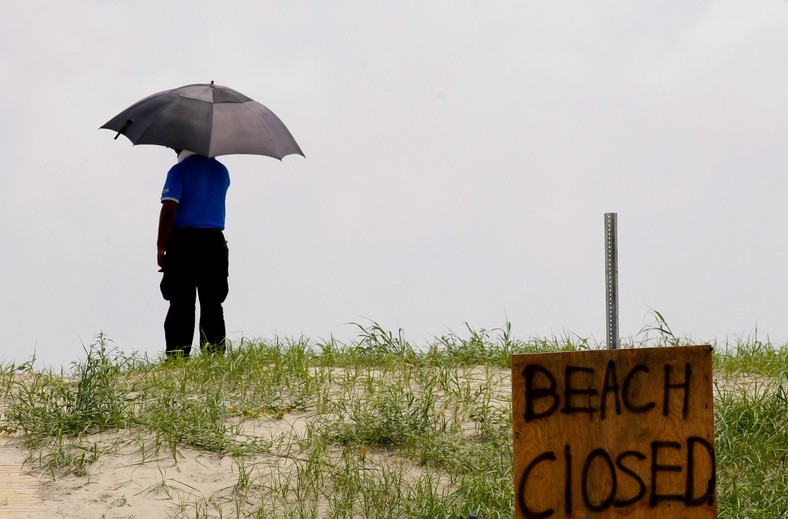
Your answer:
[600,360,622,419]
[581,448,616,512]
[622,365,656,414]
[564,444,572,515]
[523,365,559,421]
[518,451,556,518]
[650,441,684,507]
[685,436,716,506]
[561,366,598,415]
[614,450,646,507]
[663,363,691,418]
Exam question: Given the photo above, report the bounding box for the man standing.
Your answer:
[157,149,231,358]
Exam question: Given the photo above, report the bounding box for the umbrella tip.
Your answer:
[210,80,215,88]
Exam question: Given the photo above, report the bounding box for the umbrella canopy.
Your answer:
[101,82,303,159]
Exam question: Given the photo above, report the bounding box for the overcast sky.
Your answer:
[1,1,787,369]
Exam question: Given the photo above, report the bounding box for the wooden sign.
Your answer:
[512,345,716,518]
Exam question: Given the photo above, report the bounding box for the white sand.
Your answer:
[0,411,315,519]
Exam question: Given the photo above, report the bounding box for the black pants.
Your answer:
[160,228,229,357]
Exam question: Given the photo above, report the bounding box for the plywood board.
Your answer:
[512,345,716,518]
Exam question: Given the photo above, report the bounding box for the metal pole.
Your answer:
[605,213,619,349]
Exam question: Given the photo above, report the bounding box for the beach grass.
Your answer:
[0,323,786,518]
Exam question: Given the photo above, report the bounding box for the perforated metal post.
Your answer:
[605,213,619,349]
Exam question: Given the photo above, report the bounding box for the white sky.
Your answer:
[1,1,787,369]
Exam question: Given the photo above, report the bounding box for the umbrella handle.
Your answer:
[114,118,134,140]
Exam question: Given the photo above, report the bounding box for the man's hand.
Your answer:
[157,200,178,268]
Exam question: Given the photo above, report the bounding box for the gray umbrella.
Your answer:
[101,82,303,159]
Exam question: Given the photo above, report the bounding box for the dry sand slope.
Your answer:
[1,435,249,519]
[0,411,315,519]
[0,371,770,518]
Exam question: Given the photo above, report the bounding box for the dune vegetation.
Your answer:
[0,321,785,518]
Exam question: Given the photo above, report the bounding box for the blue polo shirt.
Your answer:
[161,155,230,229]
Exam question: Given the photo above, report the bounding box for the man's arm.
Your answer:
[157,200,178,267]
